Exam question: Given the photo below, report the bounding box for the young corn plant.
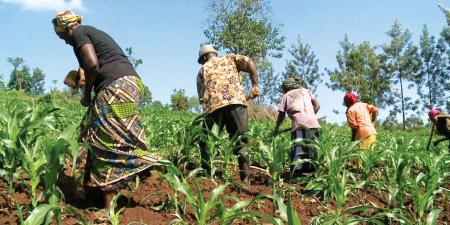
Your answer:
[107,193,130,225]
[0,102,59,221]
[19,138,46,210]
[383,145,414,209]
[159,159,203,218]
[405,151,449,224]
[305,141,358,205]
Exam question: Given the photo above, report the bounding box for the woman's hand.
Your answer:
[80,94,91,107]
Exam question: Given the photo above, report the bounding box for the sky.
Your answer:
[0,0,448,123]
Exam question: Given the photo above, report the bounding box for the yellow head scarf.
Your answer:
[52,10,83,33]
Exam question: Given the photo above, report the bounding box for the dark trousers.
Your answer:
[290,128,319,175]
[199,105,250,181]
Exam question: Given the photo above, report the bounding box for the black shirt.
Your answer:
[72,25,137,93]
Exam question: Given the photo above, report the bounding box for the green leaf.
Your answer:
[24,204,57,225]
[287,197,302,225]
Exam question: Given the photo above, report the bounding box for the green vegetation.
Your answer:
[0,90,448,224]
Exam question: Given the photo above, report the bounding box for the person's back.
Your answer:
[198,54,248,113]
[279,88,320,131]
[72,25,137,93]
[346,102,377,140]
[436,117,450,138]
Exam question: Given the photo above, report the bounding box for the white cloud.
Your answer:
[1,0,85,12]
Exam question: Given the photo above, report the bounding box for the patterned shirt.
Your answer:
[346,102,377,140]
[278,88,320,131]
[197,54,251,114]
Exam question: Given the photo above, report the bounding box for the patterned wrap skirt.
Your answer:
[78,75,158,191]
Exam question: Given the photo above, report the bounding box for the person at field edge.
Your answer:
[428,108,450,150]
[344,92,377,150]
[196,44,260,183]
[52,10,158,210]
[273,77,320,177]
[64,67,85,96]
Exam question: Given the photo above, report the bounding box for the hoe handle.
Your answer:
[427,123,436,151]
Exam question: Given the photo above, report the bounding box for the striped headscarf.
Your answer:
[52,10,83,33]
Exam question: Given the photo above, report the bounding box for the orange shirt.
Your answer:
[346,102,377,140]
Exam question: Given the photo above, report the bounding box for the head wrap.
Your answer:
[281,77,301,90]
[52,10,83,33]
[428,108,440,118]
[344,92,358,106]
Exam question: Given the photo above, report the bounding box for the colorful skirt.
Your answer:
[79,75,158,191]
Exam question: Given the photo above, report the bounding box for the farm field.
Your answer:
[0,90,448,225]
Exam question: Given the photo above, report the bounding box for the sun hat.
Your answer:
[198,44,217,63]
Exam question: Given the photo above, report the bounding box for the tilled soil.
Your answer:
[0,168,449,225]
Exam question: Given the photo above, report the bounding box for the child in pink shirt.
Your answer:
[274,77,320,177]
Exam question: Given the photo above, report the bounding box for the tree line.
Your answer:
[202,0,450,130]
[1,57,46,95]
[2,1,448,130]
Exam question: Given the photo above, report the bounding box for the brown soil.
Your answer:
[0,168,449,225]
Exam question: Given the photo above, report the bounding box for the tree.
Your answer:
[381,20,420,130]
[414,25,449,110]
[30,68,46,95]
[125,47,152,106]
[257,57,280,105]
[125,47,143,69]
[327,35,392,108]
[7,57,27,92]
[141,85,152,105]
[438,4,450,45]
[0,74,5,89]
[283,36,323,94]
[170,89,189,111]
[188,96,202,113]
[204,0,285,60]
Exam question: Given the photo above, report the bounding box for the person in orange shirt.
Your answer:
[344,92,377,150]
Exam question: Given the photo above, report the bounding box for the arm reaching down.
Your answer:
[79,43,99,107]
[234,54,259,98]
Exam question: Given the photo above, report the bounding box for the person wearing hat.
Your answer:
[428,109,450,150]
[52,10,158,209]
[273,77,320,177]
[196,44,260,183]
[344,92,377,150]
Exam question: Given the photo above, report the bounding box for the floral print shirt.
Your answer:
[197,54,251,114]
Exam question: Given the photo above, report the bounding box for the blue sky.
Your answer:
[0,0,448,123]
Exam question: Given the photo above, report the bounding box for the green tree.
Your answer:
[125,47,143,68]
[258,57,280,105]
[151,100,164,108]
[188,96,202,113]
[0,74,5,89]
[414,25,449,110]
[439,4,450,45]
[381,20,420,130]
[170,89,189,111]
[7,57,27,92]
[125,47,152,106]
[327,35,392,108]
[204,0,285,60]
[30,68,46,95]
[283,36,323,94]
